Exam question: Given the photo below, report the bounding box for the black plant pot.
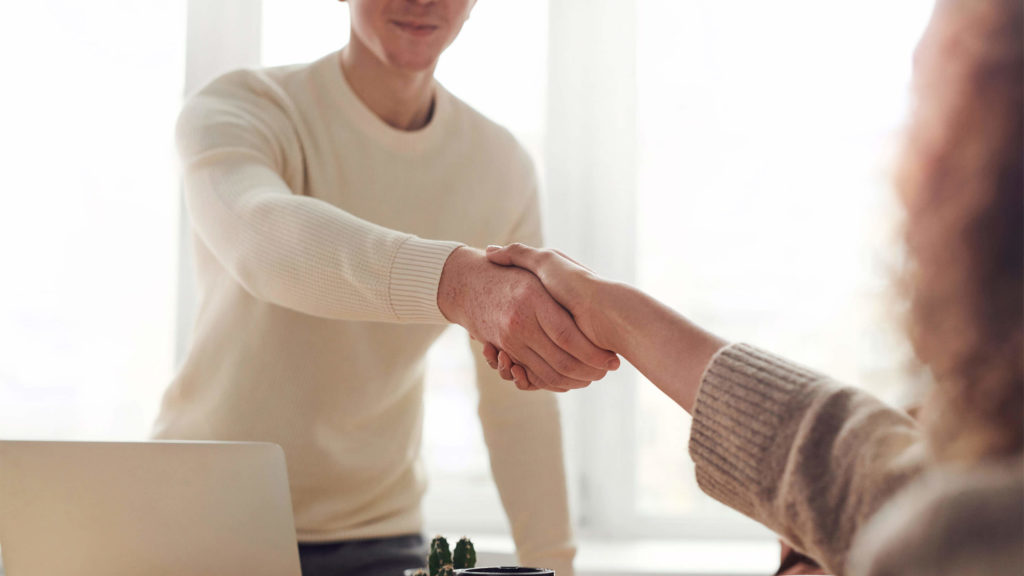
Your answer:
[456,568,554,576]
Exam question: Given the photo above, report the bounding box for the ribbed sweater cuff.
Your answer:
[389,236,464,323]
[688,343,824,519]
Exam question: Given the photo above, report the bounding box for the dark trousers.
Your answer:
[299,534,427,576]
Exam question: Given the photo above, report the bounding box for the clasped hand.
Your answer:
[481,244,616,391]
[437,246,618,392]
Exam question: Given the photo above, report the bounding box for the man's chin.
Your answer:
[390,55,441,73]
[382,44,444,73]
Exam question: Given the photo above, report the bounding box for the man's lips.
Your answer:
[391,20,440,36]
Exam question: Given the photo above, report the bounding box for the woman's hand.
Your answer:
[483,243,619,390]
[482,242,727,409]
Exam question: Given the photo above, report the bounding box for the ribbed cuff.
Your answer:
[688,343,825,519]
[388,236,464,323]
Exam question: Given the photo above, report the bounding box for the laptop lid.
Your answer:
[0,440,302,576]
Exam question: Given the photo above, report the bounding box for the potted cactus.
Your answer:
[403,532,557,573]
[456,565,552,569]
[407,535,478,576]
[406,536,554,576]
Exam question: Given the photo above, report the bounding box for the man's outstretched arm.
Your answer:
[180,70,616,387]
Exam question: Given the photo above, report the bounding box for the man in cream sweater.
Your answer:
[153,1,618,574]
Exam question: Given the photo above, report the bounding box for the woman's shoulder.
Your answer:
[849,456,1024,576]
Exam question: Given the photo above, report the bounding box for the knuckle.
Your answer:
[495,326,512,347]
[512,281,538,303]
[498,310,524,339]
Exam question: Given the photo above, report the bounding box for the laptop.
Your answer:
[0,440,302,576]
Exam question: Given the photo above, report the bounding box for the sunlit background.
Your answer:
[0,1,935,573]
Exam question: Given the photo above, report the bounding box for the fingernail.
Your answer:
[486,245,500,253]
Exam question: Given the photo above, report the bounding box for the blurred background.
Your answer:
[0,1,935,574]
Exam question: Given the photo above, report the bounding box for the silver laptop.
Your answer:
[0,440,302,576]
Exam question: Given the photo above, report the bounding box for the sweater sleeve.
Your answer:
[688,343,927,576]
[177,70,463,323]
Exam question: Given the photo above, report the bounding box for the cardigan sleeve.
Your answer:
[177,69,463,323]
[688,343,928,575]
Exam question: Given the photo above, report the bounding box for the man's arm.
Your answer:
[179,71,615,384]
[179,70,460,323]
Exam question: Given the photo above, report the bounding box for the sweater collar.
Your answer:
[319,50,451,156]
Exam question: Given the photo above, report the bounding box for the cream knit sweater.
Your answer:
[153,51,575,572]
[691,343,1023,575]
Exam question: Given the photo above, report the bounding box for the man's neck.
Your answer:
[340,37,437,131]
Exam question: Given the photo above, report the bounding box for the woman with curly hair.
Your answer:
[482,0,1022,574]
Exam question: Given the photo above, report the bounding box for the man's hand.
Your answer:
[438,246,619,392]
[480,244,619,389]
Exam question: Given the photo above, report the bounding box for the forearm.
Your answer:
[186,159,462,322]
[599,281,728,413]
[436,246,481,325]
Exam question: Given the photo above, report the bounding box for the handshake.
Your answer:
[437,243,622,393]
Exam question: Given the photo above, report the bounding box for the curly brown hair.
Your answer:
[899,0,1023,462]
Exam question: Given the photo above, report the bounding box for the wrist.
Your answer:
[437,245,483,325]
[596,280,640,353]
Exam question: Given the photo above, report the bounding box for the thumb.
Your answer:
[485,244,511,266]
[485,243,527,267]
[487,243,544,274]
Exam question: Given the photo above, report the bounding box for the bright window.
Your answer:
[0,2,185,441]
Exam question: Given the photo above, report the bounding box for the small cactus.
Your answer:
[429,535,452,576]
[453,537,477,569]
[438,565,455,576]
